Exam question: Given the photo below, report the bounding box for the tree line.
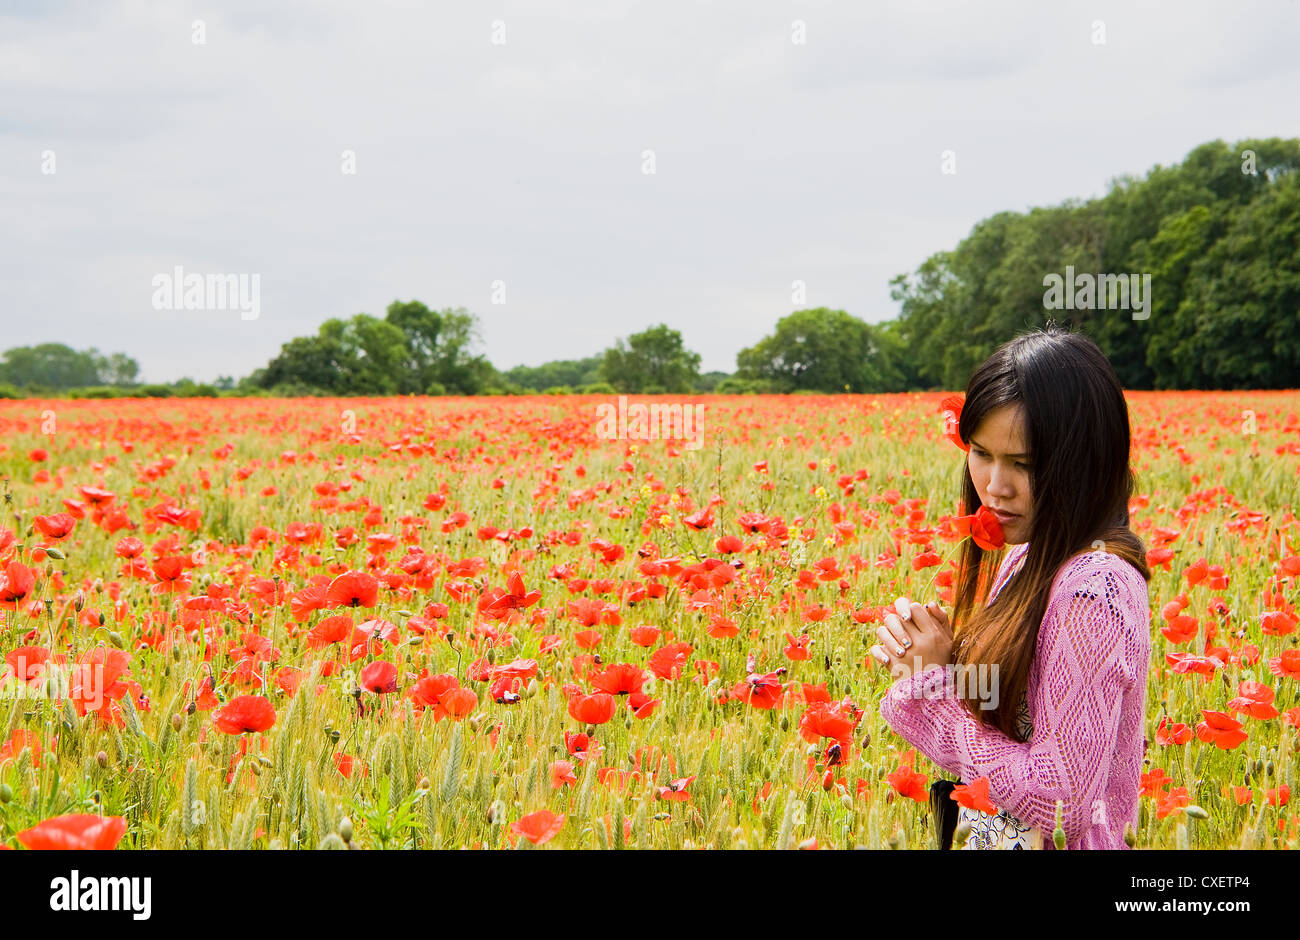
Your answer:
[5,136,1297,398]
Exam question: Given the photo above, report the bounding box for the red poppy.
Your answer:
[647,642,692,680]
[589,663,647,696]
[510,810,565,846]
[1269,649,1300,680]
[0,729,43,766]
[784,632,811,660]
[33,513,77,542]
[436,686,478,721]
[359,660,398,694]
[952,776,999,814]
[307,614,353,649]
[798,702,858,746]
[0,562,36,609]
[213,695,277,734]
[629,625,661,647]
[325,571,380,608]
[1226,681,1278,720]
[17,814,127,850]
[1194,709,1247,750]
[953,506,1005,551]
[729,670,784,709]
[939,395,968,451]
[886,762,929,803]
[567,692,616,725]
[551,760,578,789]
[656,775,696,802]
[1154,716,1191,746]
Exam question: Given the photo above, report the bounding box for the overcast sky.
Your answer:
[3,0,1298,382]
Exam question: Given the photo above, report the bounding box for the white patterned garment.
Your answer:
[954,543,1043,850]
[954,692,1043,849]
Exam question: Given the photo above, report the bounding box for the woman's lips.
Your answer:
[991,510,1019,525]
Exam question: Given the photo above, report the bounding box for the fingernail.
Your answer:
[895,646,905,656]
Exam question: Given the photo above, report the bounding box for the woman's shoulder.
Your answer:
[1047,549,1150,631]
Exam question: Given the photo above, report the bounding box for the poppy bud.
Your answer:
[172,714,183,732]
[108,631,124,649]
[1266,761,1275,777]
[96,751,109,769]
[779,716,789,732]
[0,784,11,803]
[46,547,66,561]
[418,776,431,791]
[487,800,506,825]
[1254,758,1264,776]
[487,648,496,665]
[1185,805,1209,819]
[73,590,86,612]
[821,770,834,792]
[1123,822,1137,847]
[524,678,539,698]
[339,817,353,843]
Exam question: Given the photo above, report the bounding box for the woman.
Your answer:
[871,325,1152,850]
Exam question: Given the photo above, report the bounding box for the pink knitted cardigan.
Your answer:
[878,541,1152,850]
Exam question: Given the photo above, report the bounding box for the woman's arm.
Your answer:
[878,560,1147,842]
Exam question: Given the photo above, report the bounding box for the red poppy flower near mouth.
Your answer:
[213,695,277,734]
[17,814,127,850]
[953,505,1005,551]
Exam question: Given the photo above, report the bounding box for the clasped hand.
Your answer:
[869,597,955,682]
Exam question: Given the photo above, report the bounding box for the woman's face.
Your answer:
[967,403,1034,545]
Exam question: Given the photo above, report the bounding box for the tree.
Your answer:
[504,355,604,391]
[600,324,701,393]
[735,308,903,392]
[255,302,496,395]
[0,344,139,389]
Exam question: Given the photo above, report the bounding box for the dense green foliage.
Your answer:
[888,137,1300,390]
[735,307,907,393]
[600,323,702,393]
[0,344,139,390]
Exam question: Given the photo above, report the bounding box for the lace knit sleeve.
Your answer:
[878,554,1148,842]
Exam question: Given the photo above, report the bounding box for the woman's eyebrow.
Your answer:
[969,437,1030,458]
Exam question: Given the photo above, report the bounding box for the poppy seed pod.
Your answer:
[339,817,353,843]
[96,751,109,769]
[171,713,183,732]
[1123,823,1138,847]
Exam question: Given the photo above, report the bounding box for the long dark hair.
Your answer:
[949,323,1150,740]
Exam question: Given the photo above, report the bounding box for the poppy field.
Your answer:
[0,392,1298,850]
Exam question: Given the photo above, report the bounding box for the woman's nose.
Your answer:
[988,465,1015,497]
